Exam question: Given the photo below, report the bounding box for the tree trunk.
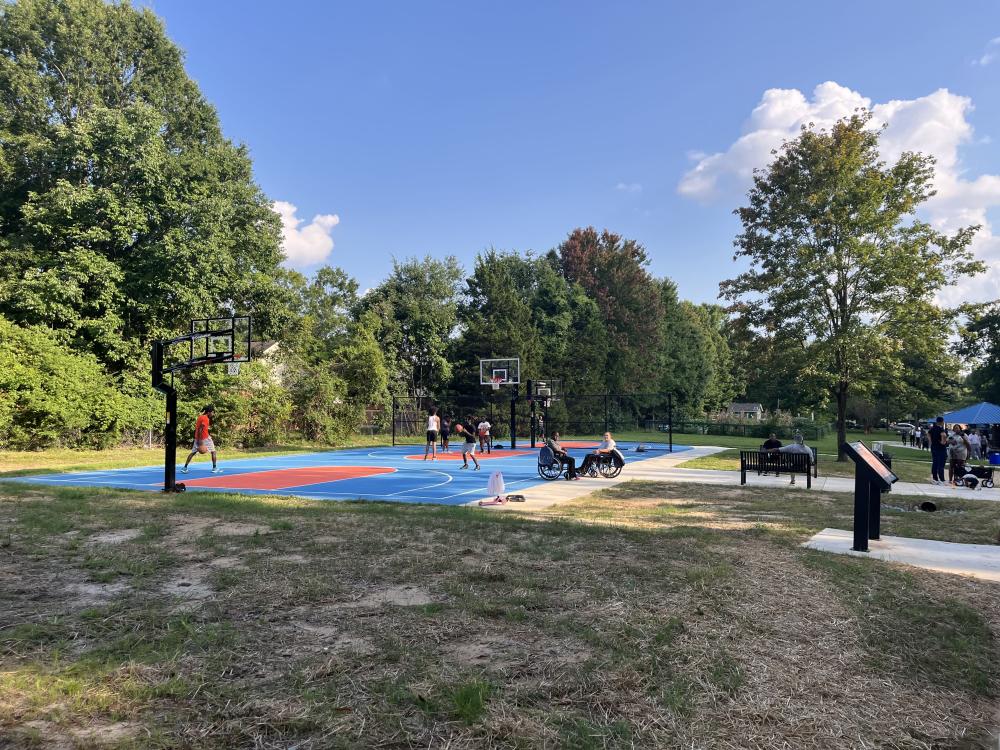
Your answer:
[836,385,848,462]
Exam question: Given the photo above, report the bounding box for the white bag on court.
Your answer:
[487,470,505,496]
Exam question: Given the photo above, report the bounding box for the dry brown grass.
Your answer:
[1,480,998,748]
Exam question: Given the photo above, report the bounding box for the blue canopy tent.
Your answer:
[938,402,1000,425]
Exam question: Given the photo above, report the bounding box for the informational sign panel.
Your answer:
[845,441,897,488]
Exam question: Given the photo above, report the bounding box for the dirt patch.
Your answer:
[449,636,525,669]
[89,528,142,545]
[273,553,308,564]
[208,555,247,570]
[346,584,435,608]
[19,719,141,748]
[64,581,129,606]
[292,622,376,654]
[162,563,214,601]
[214,521,271,537]
[165,515,217,543]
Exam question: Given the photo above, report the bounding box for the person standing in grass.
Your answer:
[928,417,947,484]
[453,423,480,470]
[182,405,222,474]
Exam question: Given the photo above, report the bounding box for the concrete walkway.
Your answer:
[469,445,1000,511]
[466,446,728,511]
[803,528,1000,582]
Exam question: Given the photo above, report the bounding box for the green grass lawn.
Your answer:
[1,479,998,747]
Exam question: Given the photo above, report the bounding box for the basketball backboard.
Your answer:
[160,316,251,374]
[479,357,521,386]
[530,378,561,404]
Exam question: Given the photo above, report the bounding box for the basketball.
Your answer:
[197,444,209,455]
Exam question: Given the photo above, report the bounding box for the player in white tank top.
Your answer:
[424,408,440,460]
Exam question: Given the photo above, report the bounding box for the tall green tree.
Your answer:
[359,256,463,395]
[692,303,741,413]
[957,301,1000,404]
[657,280,711,414]
[279,266,359,364]
[455,250,541,396]
[557,228,664,393]
[721,113,982,459]
[0,0,284,369]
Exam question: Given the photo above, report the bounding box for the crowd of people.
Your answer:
[904,423,992,458]
[923,417,995,486]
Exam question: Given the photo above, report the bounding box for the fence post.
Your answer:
[604,394,609,434]
[391,396,397,446]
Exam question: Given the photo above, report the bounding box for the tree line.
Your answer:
[1,0,994,453]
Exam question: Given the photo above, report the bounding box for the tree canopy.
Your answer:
[721,113,982,457]
[0,0,285,373]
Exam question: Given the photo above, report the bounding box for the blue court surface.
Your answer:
[13,441,689,506]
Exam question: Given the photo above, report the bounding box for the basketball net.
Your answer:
[491,376,502,391]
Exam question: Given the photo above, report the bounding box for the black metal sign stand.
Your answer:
[842,441,898,552]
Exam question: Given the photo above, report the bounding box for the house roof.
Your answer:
[728,402,764,411]
[250,340,279,355]
[939,401,1000,425]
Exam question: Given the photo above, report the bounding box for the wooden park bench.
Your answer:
[739,448,816,489]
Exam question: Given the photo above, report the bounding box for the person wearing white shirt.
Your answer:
[968,430,981,460]
[477,419,492,454]
[424,407,440,461]
[578,432,617,477]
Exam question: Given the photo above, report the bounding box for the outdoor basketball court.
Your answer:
[14,441,688,506]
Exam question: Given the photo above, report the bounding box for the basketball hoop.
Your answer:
[491,376,502,391]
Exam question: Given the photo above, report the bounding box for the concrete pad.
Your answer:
[803,528,1000,583]
[467,446,729,511]
[469,445,1000,512]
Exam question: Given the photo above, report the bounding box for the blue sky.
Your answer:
[143,1,1000,303]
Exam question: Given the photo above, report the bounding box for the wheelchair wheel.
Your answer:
[598,460,622,479]
[538,462,564,481]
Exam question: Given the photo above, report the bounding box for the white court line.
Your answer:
[384,470,454,497]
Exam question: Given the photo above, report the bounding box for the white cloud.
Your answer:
[677,81,1000,304]
[274,200,340,266]
[615,181,643,193]
[973,36,1000,66]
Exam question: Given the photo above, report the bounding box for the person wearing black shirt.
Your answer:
[761,433,782,475]
[545,432,579,480]
[928,417,947,484]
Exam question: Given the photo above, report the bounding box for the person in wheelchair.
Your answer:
[545,431,579,480]
[578,432,618,477]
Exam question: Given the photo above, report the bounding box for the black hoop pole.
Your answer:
[604,394,609,433]
[668,394,674,453]
[151,341,178,493]
[392,395,397,446]
[510,384,518,450]
[529,384,536,448]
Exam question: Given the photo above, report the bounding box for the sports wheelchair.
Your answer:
[537,446,567,480]
[537,446,624,481]
[579,448,625,479]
